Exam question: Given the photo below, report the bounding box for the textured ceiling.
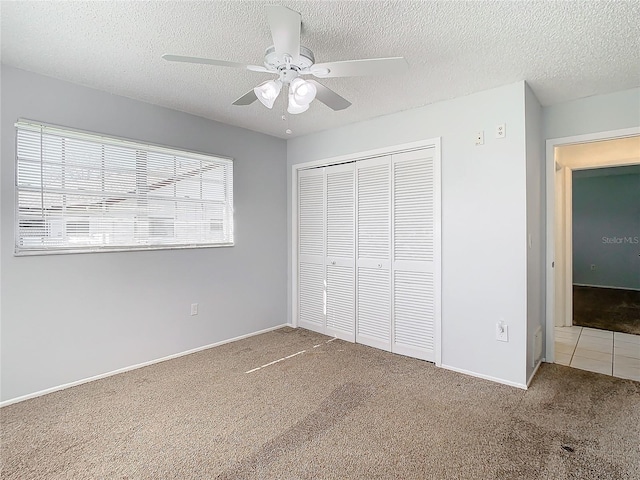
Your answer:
[2,1,640,139]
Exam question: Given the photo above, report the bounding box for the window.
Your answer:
[15,120,233,254]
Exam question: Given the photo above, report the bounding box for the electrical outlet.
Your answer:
[475,131,484,146]
[496,123,506,138]
[496,322,508,342]
[190,303,198,316]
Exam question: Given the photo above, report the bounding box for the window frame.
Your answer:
[14,119,234,256]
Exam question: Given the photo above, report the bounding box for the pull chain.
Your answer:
[282,83,292,135]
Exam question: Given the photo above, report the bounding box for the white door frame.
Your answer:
[545,127,640,362]
[291,138,442,365]
[554,163,574,328]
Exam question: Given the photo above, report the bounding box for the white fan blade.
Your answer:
[311,57,408,78]
[232,89,258,106]
[162,54,271,73]
[308,80,351,111]
[266,6,301,62]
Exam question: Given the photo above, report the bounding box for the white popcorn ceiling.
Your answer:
[2,1,639,139]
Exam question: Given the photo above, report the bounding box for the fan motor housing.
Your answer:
[264,45,315,72]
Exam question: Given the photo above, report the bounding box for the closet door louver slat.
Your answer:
[357,266,391,349]
[298,174,324,258]
[356,157,391,350]
[298,169,325,333]
[394,270,434,350]
[392,150,436,361]
[326,168,354,259]
[326,264,355,338]
[325,164,356,341]
[299,263,325,327]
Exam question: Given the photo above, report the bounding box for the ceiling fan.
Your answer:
[163,5,408,115]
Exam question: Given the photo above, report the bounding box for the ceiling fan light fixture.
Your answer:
[164,6,409,115]
[254,79,282,109]
[287,92,309,114]
[290,77,317,106]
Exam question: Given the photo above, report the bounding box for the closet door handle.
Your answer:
[377,263,382,268]
[331,260,336,265]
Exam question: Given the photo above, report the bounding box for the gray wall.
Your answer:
[0,66,288,403]
[543,88,640,140]
[525,84,544,382]
[573,170,640,290]
[3,65,637,401]
[288,82,530,387]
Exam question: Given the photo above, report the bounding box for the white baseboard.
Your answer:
[440,364,528,390]
[574,283,640,292]
[1,324,288,408]
[527,360,543,387]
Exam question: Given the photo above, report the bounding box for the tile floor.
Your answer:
[555,326,640,381]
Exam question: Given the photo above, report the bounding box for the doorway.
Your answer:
[571,165,640,334]
[546,130,640,381]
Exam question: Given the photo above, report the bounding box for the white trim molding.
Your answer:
[1,324,288,408]
[527,360,543,387]
[440,364,528,390]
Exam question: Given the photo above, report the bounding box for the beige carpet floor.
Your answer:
[1,327,639,479]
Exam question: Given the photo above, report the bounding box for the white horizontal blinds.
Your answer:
[298,168,325,332]
[356,157,391,350]
[325,163,355,341]
[392,149,436,361]
[15,121,233,253]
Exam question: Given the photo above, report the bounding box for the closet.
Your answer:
[296,146,439,362]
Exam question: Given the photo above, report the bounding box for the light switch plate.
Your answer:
[496,322,508,342]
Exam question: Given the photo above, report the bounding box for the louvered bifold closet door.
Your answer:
[392,149,437,361]
[325,163,356,341]
[356,156,392,351]
[298,168,326,334]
